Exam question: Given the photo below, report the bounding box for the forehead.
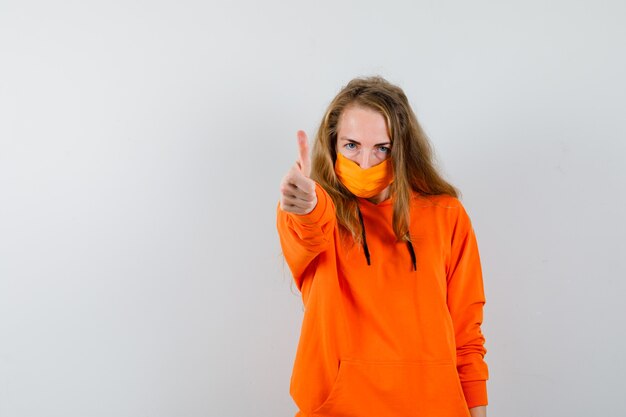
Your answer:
[337,105,390,144]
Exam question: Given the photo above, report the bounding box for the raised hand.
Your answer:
[279,130,318,215]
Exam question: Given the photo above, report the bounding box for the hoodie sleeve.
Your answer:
[276,183,336,290]
[446,202,489,408]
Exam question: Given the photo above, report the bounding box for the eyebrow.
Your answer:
[339,137,391,147]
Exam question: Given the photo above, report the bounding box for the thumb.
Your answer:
[296,130,311,177]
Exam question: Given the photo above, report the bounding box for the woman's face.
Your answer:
[336,105,391,169]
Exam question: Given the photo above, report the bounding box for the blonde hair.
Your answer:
[310,76,458,244]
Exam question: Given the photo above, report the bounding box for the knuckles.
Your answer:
[278,163,317,215]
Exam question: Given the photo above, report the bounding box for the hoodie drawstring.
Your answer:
[357,206,417,271]
[357,207,371,266]
[406,240,417,271]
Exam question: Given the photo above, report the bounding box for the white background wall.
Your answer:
[1,1,625,416]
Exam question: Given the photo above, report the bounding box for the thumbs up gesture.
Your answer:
[279,130,318,215]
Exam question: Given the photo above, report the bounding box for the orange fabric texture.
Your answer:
[277,184,489,417]
[334,153,394,198]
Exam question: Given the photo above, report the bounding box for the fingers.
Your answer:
[280,193,317,215]
[279,130,316,215]
[281,182,316,203]
[296,130,311,178]
[286,164,315,193]
[281,166,316,200]
[280,165,317,215]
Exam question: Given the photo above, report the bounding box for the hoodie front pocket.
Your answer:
[311,359,469,417]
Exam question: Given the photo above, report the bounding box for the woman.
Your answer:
[277,76,488,417]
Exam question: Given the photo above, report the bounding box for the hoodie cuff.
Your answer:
[462,380,488,408]
[290,183,330,225]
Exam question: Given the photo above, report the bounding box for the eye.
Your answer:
[377,146,390,154]
[344,142,357,150]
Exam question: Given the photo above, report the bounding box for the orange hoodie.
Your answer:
[277,184,488,417]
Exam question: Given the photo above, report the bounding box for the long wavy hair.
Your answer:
[310,76,458,244]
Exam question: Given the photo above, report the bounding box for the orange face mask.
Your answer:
[335,152,394,198]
